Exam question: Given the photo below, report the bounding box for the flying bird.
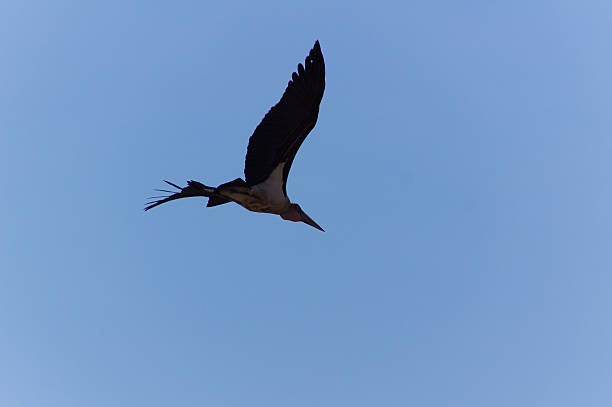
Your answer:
[145,41,326,231]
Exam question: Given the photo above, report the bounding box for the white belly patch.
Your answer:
[250,163,289,211]
[218,163,289,214]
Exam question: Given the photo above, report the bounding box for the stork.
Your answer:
[145,41,326,231]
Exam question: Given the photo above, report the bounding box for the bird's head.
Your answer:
[280,203,325,232]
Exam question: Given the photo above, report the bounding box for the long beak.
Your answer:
[300,210,325,232]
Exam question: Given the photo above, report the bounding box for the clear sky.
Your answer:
[1,1,611,406]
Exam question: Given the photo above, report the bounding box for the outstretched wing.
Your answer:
[244,40,325,195]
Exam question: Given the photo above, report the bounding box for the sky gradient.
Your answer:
[1,1,611,406]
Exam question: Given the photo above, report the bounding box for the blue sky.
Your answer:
[1,1,611,406]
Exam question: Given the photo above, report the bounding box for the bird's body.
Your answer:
[145,41,326,231]
[239,163,289,212]
[217,167,289,214]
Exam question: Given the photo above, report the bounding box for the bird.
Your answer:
[145,41,326,231]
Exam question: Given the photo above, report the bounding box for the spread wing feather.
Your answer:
[244,41,325,194]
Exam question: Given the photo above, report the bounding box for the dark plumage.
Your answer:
[145,41,326,231]
[245,40,325,193]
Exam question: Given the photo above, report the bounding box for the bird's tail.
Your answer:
[144,180,217,211]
